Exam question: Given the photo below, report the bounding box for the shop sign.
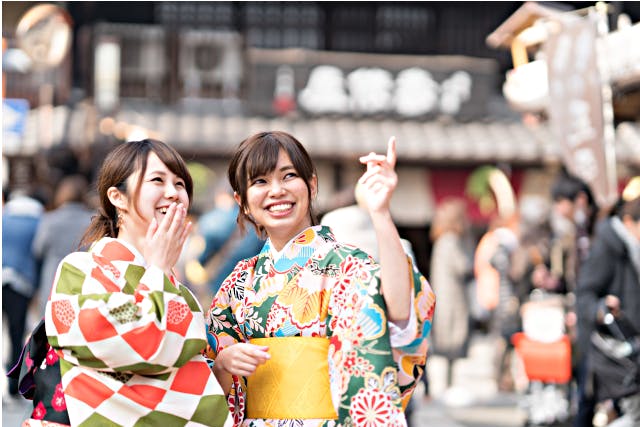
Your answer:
[545,15,617,208]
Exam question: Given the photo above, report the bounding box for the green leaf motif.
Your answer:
[56,262,86,295]
[178,284,201,312]
[68,345,108,369]
[124,265,145,293]
[148,291,165,320]
[133,411,188,427]
[175,338,206,367]
[78,413,121,427]
[116,362,170,377]
[191,394,230,426]
[78,294,110,307]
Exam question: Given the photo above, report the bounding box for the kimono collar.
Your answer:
[261,226,336,272]
[89,237,147,267]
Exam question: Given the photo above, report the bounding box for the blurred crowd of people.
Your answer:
[425,170,640,427]
[3,142,639,427]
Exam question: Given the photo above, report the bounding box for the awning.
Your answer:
[6,103,640,167]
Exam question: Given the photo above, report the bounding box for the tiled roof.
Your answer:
[10,103,640,167]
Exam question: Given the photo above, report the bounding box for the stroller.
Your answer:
[589,306,640,425]
[511,291,572,426]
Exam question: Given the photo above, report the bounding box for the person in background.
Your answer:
[576,179,640,427]
[547,172,599,427]
[206,131,435,426]
[320,181,416,262]
[2,188,44,404]
[549,171,597,296]
[32,174,95,317]
[428,198,473,394]
[195,182,264,296]
[42,139,231,427]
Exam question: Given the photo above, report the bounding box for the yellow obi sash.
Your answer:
[246,337,337,420]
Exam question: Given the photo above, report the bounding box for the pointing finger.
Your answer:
[386,136,397,168]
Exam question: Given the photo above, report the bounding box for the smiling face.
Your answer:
[228,131,319,242]
[239,149,317,250]
[109,151,190,249]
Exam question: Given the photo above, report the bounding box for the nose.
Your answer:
[165,182,178,199]
[268,179,286,197]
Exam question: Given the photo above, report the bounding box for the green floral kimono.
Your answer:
[206,226,435,427]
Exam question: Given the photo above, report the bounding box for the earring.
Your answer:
[117,211,124,228]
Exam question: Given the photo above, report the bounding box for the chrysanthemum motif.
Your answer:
[349,388,393,427]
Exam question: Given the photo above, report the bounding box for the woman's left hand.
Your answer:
[357,136,398,214]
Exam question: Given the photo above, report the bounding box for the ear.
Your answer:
[107,186,128,211]
[233,191,242,207]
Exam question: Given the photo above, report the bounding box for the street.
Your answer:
[4,332,534,427]
[411,333,529,427]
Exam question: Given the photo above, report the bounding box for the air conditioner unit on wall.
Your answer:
[178,30,244,98]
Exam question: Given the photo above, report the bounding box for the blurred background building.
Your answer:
[3,1,640,276]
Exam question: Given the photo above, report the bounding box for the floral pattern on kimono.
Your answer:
[206,226,435,427]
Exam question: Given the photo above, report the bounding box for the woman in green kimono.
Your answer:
[206,131,435,427]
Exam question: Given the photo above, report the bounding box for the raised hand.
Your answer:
[143,202,192,276]
[357,136,398,215]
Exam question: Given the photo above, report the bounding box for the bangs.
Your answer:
[244,135,282,181]
[145,140,194,201]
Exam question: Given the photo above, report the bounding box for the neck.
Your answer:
[115,228,145,260]
[268,224,313,252]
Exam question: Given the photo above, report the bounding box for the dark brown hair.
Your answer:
[619,196,640,221]
[53,174,89,208]
[80,139,193,246]
[227,131,318,236]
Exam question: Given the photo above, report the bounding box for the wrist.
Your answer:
[212,360,226,376]
[213,349,227,374]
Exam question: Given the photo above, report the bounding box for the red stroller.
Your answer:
[512,293,572,426]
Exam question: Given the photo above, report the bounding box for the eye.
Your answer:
[251,177,267,185]
[151,177,163,183]
[284,172,298,180]
[175,180,185,188]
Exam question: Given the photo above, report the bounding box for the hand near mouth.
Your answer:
[143,202,193,277]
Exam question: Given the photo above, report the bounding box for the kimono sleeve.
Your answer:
[205,257,255,356]
[205,257,255,426]
[45,250,208,375]
[325,246,435,425]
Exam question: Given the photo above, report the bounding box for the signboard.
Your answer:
[545,15,617,209]
[2,98,30,155]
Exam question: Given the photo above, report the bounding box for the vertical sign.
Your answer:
[94,36,121,113]
[545,15,617,209]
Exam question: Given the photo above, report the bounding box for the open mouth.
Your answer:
[267,203,293,212]
[159,207,168,214]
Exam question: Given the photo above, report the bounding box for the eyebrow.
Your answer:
[250,164,296,179]
[146,169,168,177]
[279,165,296,172]
[146,170,183,181]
